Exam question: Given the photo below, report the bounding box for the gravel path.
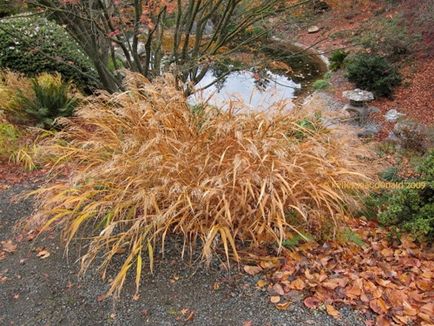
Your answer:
[0,182,368,326]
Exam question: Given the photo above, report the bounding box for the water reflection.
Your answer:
[189,69,301,112]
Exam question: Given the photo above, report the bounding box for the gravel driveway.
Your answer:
[0,182,368,326]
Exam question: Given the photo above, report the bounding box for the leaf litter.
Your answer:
[243,220,433,325]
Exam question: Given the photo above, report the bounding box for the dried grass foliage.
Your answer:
[28,73,374,297]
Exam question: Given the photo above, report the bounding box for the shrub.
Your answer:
[354,15,419,62]
[0,122,19,159]
[329,49,348,71]
[0,14,99,91]
[16,73,79,129]
[346,53,401,98]
[362,151,434,241]
[27,73,373,297]
[312,79,330,90]
[0,70,33,122]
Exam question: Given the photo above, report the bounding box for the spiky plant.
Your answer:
[27,73,374,297]
[16,73,78,129]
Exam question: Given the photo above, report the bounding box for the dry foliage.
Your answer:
[255,220,434,325]
[27,73,374,297]
[0,70,33,120]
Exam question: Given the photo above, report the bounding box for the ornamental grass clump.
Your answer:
[28,73,373,297]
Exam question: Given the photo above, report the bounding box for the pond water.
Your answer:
[190,69,301,112]
[188,42,326,113]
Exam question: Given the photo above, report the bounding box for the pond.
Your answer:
[189,41,327,112]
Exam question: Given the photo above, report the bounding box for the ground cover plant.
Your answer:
[363,150,434,241]
[27,73,374,297]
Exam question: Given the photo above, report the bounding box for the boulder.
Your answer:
[392,119,433,152]
[308,26,321,34]
[384,109,405,122]
[357,123,381,138]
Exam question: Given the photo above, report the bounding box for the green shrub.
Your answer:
[16,73,78,129]
[0,14,99,91]
[313,79,330,90]
[346,53,401,98]
[329,49,348,71]
[362,151,434,241]
[0,122,19,159]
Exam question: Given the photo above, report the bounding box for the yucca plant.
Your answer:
[16,73,78,129]
[27,73,375,298]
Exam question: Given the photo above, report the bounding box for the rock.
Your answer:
[385,109,405,122]
[392,119,433,152]
[342,89,374,106]
[308,26,320,34]
[357,123,381,138]
[303,91,344,112]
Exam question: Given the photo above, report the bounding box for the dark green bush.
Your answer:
[329,49,348,71]
[0,14,99,91]
[362,151,434,241]
[16,75,78,129]
[346,53,401,98]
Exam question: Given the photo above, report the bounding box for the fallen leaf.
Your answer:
[132,294,140,301]
[322,277,348,290]
[369,298,389,314]
[416,279,432,291]
[243,265,262,276]
[326,304,341,319]
[36,249,50,259]
[276,301,291,310]
[270,283,285,296]
[345,278,363,298]
[243,321,253,326]
[256,279,268,288]
[270,296,281,303]
[1,240,16,253]
[288,278,305,290]
[304,296,320,309]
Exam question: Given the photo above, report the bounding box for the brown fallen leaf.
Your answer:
[36,249,50,259]
[416,279,432,291]
[1,240,16,253]
[326,304,341,319]
[369,298,389,315]
[322,277,348,290]
[256,279,268,288]
[243,321,253,326]
[276,301,291,310]
[288,278,305,290]
[304,296,320,309]
[270,296,281,304]
[419,302,434,323]
[132,294,140,301]
[270,283,285,296]
[243,265,262,276]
